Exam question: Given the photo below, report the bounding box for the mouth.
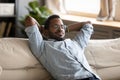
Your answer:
[58,32,63,35]
[56,32,64,37]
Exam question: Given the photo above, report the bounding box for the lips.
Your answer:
[56,32,64,37]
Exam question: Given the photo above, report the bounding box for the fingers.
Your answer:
[86,21,92,24]
[84,21,91,24]
[25,16,36,27]
[82,21,92,26]
[31,17,40,26]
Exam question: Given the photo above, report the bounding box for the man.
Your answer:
[25,15,100,80]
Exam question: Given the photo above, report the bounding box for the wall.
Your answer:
[15,0,34,37]
[17,0,34,20]
[17,0,44,19]
[16,0,44,38]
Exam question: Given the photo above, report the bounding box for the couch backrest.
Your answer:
[0,36,120,80]
[0,38,38,68]
[0,38,53,80]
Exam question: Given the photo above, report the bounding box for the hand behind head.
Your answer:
[25,16,36,27]
[24,16,45,35]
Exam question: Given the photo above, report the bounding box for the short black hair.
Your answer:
[44,14,60,29]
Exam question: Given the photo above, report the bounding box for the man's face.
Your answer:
[47,18,66,41]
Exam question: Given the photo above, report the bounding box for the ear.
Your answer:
[42,29,49,39]
[38,25,44,33]
[43,29,49,36]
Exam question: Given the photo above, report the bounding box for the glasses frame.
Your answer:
[51,24,67,30]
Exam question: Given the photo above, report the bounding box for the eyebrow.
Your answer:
[54,24,64,26]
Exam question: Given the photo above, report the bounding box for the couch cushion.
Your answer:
[0,38,53,80]
[66,32,120,80]
[0,66,52,80]
[0,66,2,75]
[0,38,39,68]
[85,38,120,80]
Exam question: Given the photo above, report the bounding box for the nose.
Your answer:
[57,27,63,32]
[57,25,65,31]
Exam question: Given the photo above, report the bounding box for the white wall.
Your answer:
[17,0,34,20]
[16,0,43,38]
[16,0,34,38]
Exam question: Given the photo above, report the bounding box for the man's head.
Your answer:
[44,14,66,41]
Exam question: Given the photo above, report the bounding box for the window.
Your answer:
[64,0,100,18]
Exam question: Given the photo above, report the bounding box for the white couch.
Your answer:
[0,33,120,80]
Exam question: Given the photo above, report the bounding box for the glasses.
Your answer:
[51,24,66,30]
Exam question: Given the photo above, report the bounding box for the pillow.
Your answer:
[85,38,120,80]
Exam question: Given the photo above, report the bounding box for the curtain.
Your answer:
[45,0,66,14]
[44,0,118,21]
[97,0,116,21]
[114,0,120,21]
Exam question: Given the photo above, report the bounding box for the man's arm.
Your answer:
[76,24,93,48]
[25,16,44,57]
[66,21,91,32]
[69,22,93,48]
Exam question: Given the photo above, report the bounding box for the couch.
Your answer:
[0,32,120,80]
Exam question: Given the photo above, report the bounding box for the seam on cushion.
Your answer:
[0,66,2,75]
[89,50,98,73]
[2,66,41,70]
